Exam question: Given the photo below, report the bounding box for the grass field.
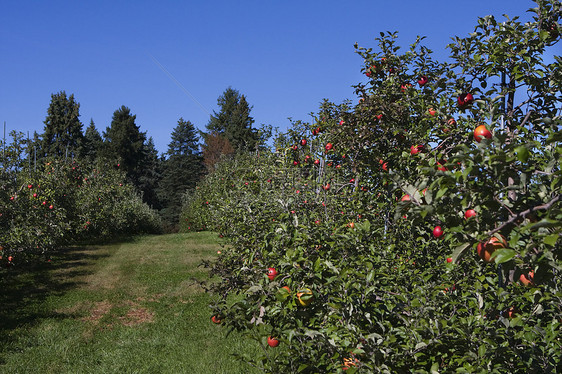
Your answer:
[0,232,260,373]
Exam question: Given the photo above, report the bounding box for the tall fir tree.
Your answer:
[138,137,162,209]
[205,87,259,152]
[158,118,204,228]
[81,119,103,162]
[41,91,83,159]
[102,105,147,187]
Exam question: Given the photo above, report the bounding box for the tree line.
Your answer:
[23,86,266,230]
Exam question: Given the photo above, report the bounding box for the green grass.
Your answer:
[0,232,260,373]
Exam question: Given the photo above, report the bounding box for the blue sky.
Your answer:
[1,1,541,153]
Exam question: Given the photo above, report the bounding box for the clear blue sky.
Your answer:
[1,1,539,154]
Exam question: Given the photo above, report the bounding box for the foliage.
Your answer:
[205,87,260,153]
[101,105,162,208]
[40,91,84,160]
[183,1,561,372]
[201,132,235,173]
[0,133,162,266]
[158,118,205,229]
[81,119,103,162]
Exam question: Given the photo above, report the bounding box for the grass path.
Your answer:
[0,232,259,373]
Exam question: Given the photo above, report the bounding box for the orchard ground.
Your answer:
[0,232,259,374]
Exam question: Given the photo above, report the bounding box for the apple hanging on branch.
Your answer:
[457,92,475,108]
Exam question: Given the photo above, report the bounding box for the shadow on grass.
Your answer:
[0,245,112,362]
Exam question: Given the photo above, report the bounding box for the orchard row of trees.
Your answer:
[182,1,561,372]
[17,86,263,229]
[0,141,162,266]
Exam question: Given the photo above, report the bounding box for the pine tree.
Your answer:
[206,87,259,152]
[158,118,204,228]
[102,106,147,187]
[41,91,83,159]
[138,137,162,209]
[81,119,103,162]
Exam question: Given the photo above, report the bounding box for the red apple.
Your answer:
[437,162,448,171]
[477,235,507,262]
[325,143,333,151]
[418,76,428,86]
[314,159,320,165]
[267,267,278,281]
[519,270,534,286]
[464,209,477,219]
[446,257,453,263]
[400,83,412,92]
[410,145,423,155]
[433,226,444,238]
[267,336,280,347]
[474,125,492,142]
[301,139,307,146]
[458,92,475,108]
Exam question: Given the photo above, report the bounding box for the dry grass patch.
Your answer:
[81,300,112,325]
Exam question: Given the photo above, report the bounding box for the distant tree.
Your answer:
[158,118,204,228]
[206,87,259,152]
[80,119,103,162]
[102,106,147,187]
[201,132,234,173]
[138,137,162,209]
[41,91,83,159]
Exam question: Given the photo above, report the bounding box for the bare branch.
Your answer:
[488,194,561,237]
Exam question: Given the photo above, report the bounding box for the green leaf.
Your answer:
[246,285,262,294]
[492,248,516,264]
[436,187,448,200]
[515,146,529,163]
[276,287,291,301]
[452,242,471,263]
[544,233,559,246]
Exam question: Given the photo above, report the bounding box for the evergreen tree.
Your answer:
[158,118,204,228]
[102,106,147,187]
[138,137,162,209]
[206,87,259,152]
[81,119,103,162]
[41,91,83,159]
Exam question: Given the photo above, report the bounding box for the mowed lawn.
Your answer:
[0,232,259,374]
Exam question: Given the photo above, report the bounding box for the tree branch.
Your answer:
[488,194,561,236]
